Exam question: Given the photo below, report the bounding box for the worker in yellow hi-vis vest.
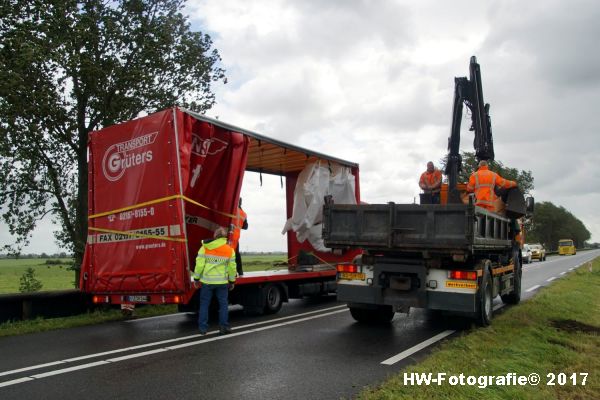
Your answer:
[193,227,236,335]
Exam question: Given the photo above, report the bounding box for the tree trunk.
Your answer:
[74,128,89,288]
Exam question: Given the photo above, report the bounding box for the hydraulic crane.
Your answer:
[445,56,495,204]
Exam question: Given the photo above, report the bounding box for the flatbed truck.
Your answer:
[323,199,528,325]
[322,57,533,325]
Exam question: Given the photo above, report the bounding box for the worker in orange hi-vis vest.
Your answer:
[466,160,517,212]
[229,197,248,276]
[419,161,443,204]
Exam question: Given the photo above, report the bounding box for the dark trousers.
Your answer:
[235,244,243,275]
[420,192,440,204]
[198,284,229,331]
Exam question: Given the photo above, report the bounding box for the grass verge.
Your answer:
[0,305,177,338]
[358,257,600,400]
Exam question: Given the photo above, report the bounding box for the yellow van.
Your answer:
[558,239,576,255]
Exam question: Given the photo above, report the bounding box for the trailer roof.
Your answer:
[182,108,358,176]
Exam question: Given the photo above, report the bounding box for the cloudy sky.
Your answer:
[3,0,599,254]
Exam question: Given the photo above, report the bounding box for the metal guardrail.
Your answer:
[0,290,95,323]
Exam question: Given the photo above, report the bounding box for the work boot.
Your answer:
[219,326,232,335]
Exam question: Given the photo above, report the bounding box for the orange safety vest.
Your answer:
[229,207,247,249]
[419,169,442,192]
[466,166,517,211]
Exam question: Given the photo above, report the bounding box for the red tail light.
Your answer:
[92,295,109,303]
[337,264,358,273]
[449,270,477,280]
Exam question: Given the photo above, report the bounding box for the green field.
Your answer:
[0,254,287,294]
[242,254,289,271]
[0,258,77,294]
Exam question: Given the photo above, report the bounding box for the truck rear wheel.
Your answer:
[263,284,283,314]
[375,305,395,323]
[476,267,493,326]
[501,249,522,305]
[349,305,394,324]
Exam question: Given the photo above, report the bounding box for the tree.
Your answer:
[526,201,591,250]
[19,267,43,293]
[0,0,226,280]
[440,151,534,195]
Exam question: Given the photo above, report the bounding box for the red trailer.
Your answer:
[81,107,360,314]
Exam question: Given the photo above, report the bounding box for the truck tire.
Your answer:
[476,267,493,326]
[501,249,522,305]
[349,307,370,323]
[263,284,283,314]
[349,305,394,324]
[375,305,395,323]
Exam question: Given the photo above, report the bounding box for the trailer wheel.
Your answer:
[263,284,283,314]
[501,248,522,305]
[476,268,493,326]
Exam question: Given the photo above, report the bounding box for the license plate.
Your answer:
[338,272,366,280]
[445,281,477,289]
[127,295,149,302]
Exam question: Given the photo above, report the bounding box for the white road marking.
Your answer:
[0,307,347,388]
[106,348,169,362]
[547,277,556,282]
[381,330,455,365]
[125,312,195,323]
[30,361,110,379]
[560,271,567,275]
[569,268,574,271]
[0,361,66,378]
[0,305,346,378]
[526,285,541,292]
[0,377,34,388]
[166,309,347,350]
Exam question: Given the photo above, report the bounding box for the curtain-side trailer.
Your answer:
[81,107,360,315]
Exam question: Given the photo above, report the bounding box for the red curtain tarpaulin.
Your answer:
[82,108,248,293]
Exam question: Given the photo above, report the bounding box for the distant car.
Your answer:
[521,244,532,264]
[558,239,576,255]
[529,243,546,261]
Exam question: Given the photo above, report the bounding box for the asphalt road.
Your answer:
[1,250,598,399]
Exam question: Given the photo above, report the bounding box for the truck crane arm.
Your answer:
[445,56,495,204]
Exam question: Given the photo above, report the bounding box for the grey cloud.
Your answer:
[485,0,600,90]
[294,0,415,53]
